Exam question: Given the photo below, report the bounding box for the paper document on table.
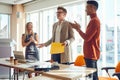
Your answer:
[50,42,64,54]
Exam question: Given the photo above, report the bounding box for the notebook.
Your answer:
[50,42,65,54]
[13,51,35,63]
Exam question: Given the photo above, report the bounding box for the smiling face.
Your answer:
[56,8,66,21]
[85,4,93,15]
[26,22,33,32]
[85,4,96,15]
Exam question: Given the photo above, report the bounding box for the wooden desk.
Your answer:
[0,58,96,80]
[0,58,50,80]
[0,58,34,71]
[31,64,96,80]
[0,58,52,71]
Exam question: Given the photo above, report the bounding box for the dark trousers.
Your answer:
[84,58,98,80]
[51,54,61,63]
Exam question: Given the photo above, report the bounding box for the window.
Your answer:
[0,14,10,38]
[65,4,86,60]
[97,0,120,76]
[98,0,119,66]
[29,12,39,33]
[39,9,56,61]
[117,0,120,61]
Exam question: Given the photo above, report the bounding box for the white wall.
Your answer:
[0,3,12,14]
[24,0,85,12]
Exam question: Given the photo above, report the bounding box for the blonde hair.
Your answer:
[23,22,34,39]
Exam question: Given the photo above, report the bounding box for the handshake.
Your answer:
[37,41,68,48]
[37,43,45,48]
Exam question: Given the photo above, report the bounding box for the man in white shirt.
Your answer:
[39,6,74,63]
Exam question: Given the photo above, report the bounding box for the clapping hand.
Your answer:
[30,36,35,42]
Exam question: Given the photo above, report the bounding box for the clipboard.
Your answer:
[50,42,64,54]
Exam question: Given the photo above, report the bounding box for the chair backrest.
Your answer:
[115,61,120,73]
[74,55,85,66]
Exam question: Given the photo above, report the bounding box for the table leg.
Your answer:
[14,69,15,80]
[9,68,11,80]
[14,69,19,80]
[17,70,19,80]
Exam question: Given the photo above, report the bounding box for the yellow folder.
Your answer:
[50,42,65,54]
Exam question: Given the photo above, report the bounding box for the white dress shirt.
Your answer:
[55,22,62,42]
[54,21,70,45]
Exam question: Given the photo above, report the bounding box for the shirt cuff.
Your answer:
[65,40,70,45]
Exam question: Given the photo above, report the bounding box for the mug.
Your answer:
[14,59,18,65]
[10,56,14,63]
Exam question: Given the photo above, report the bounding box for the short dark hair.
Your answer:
[57,6,67,13]
[87,0,98,10]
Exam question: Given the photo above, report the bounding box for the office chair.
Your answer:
[73,55,86,66]
[73,55,120,80]
[65,55,120,80]
[61,54,85,66]
[99,61,120,80]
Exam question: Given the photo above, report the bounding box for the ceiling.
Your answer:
[0,0,36,5]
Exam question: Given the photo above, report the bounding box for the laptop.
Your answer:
[13,51,35,63]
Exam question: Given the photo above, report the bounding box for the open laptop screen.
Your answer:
[13,51,27,63]
[13,51,36,63]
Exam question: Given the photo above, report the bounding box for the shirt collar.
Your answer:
[58,20,65,25]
